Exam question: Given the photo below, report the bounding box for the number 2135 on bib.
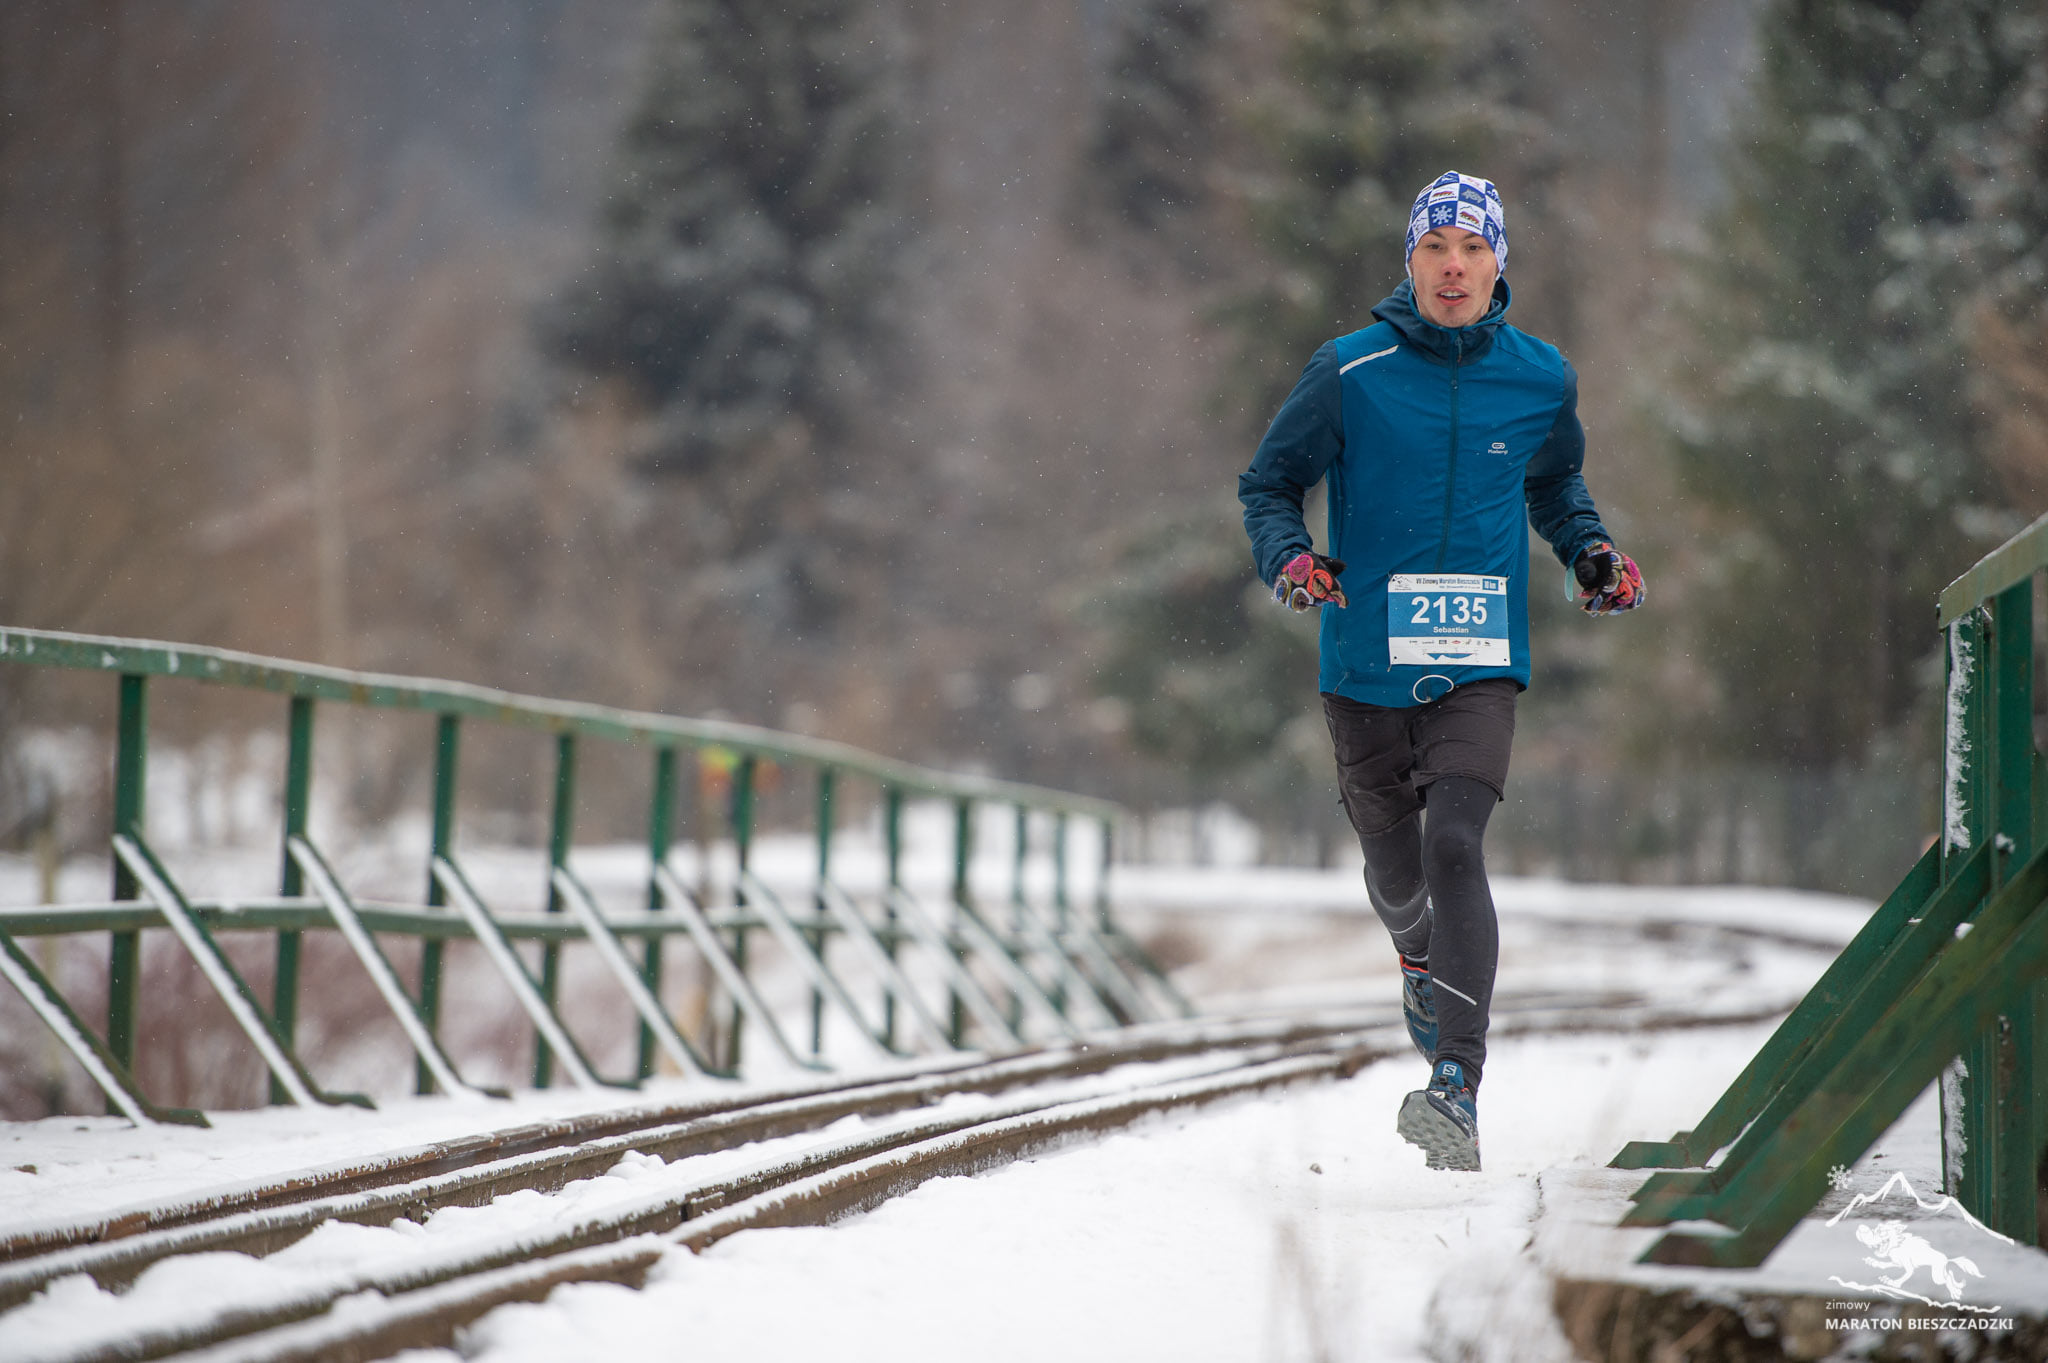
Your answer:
[1386,573,1511,667]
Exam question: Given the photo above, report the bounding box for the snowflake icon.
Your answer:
[1828,1164,1855,1193]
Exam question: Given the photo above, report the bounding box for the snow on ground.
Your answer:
[430,1024,1767,1363]
[6,842,2044,1361]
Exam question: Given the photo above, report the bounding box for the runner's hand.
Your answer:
[1274,552,1348,611]
[1573,542,1643,616]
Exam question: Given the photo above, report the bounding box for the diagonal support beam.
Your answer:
[430,856,629,1092]
[883,887,1029,1049]
[114,835,371,1110]
[815,880,960,1055]
[0,928,206,1127]
[550,865,721,1081]
[735,871,897,1063]
[1100,923,1198,1019]
[1613,841,1943,1172]
[1625,842,1987,1223]
[1004,896,1124,1029]
[289,838,505,1101]
[1641,841,2048,1267]
[950,896,1087,1041]
[650,862,829,1073]
[1034,898,1160,1025]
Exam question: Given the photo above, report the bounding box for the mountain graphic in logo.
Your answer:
[1823,1171,2014,1313]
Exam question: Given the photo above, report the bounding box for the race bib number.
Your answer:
[1388,574,1512,666]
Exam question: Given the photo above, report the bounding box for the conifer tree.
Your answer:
[1076,0,1539,847]
[1954,8,2048,504]
[1075,0,1220,273]
[546,0,912,475]
[1227,0,1537,424]
[1083,0,1537,838]
[1088,501,1321,786]
[1668,0,2031,766]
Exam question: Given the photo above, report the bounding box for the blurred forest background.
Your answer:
[1,0,2043,895]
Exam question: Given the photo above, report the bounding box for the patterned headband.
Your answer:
[1405,171,1507,275]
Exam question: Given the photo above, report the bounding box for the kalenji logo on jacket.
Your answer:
[1489,441,1509,455]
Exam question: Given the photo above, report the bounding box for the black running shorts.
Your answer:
[1321,678,1518,836]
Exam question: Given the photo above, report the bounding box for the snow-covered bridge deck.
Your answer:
[9,866,2038,1360]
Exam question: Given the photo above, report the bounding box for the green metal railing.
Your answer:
[1609,510,2048,1264]
[0,628,1191,1126]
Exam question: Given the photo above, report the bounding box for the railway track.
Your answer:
[0,983,1806,1363]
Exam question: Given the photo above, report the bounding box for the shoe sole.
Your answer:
[1397,1090,1480,1171]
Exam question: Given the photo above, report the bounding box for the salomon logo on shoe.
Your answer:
[1397,1058,1479,1171]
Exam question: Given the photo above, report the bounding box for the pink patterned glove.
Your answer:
[1573,542,1644,616]
[1274,552,1348,611]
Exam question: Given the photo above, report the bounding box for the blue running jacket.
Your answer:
[1239,279,1612,708]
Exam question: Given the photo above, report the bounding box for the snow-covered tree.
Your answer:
[1667,0,2033,766]
[1077,0,1540,848]
[1953,8,2048,508]
[1083,498,1338,848]
[1074,0,1220,273]
[546,0,914,475]
[1225,0,1540,425]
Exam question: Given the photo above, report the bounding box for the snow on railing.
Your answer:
[0,628,1189,1126]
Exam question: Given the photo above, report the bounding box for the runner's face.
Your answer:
[1407,227,1499,329]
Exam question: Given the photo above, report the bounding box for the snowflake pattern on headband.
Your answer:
[1406,171,1507,274]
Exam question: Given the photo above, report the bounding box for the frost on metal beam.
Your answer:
[1938,508,2048,627]
[0,626,1120,820]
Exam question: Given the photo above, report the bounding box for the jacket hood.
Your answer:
[1372,277,1512,363]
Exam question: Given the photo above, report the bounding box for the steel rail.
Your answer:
[0,985,1821,1363]
[0,1011,1390,1276]
[7,1028,1394,1363]
[194,1048,1375,1363]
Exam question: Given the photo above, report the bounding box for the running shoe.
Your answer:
[1398,952,1436,1061]
[1398,1058,1480,1171]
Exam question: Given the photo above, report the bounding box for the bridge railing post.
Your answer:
[726,752,756,1072]
[271,694,315,1105]
[535,732,577,1089]
[1942,575,2045,1241]
[882,783,904,1050]
[419,713,460,1096]
[639,745,678,1082]
[107,673,147,1084]
[811,766,835,1056]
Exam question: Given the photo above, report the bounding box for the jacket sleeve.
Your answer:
[1523,360,1612,568]
[1239,342,1344,587]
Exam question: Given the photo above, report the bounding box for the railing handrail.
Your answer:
[0,626,1120,820]
[1936,507,2048,627]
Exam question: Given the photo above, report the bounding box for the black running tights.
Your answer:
[1358,775,1499,1083]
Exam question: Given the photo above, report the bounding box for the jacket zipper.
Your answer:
[1435,331,1463,571]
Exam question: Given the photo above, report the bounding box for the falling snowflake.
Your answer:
[1827,1164,1855,1193]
